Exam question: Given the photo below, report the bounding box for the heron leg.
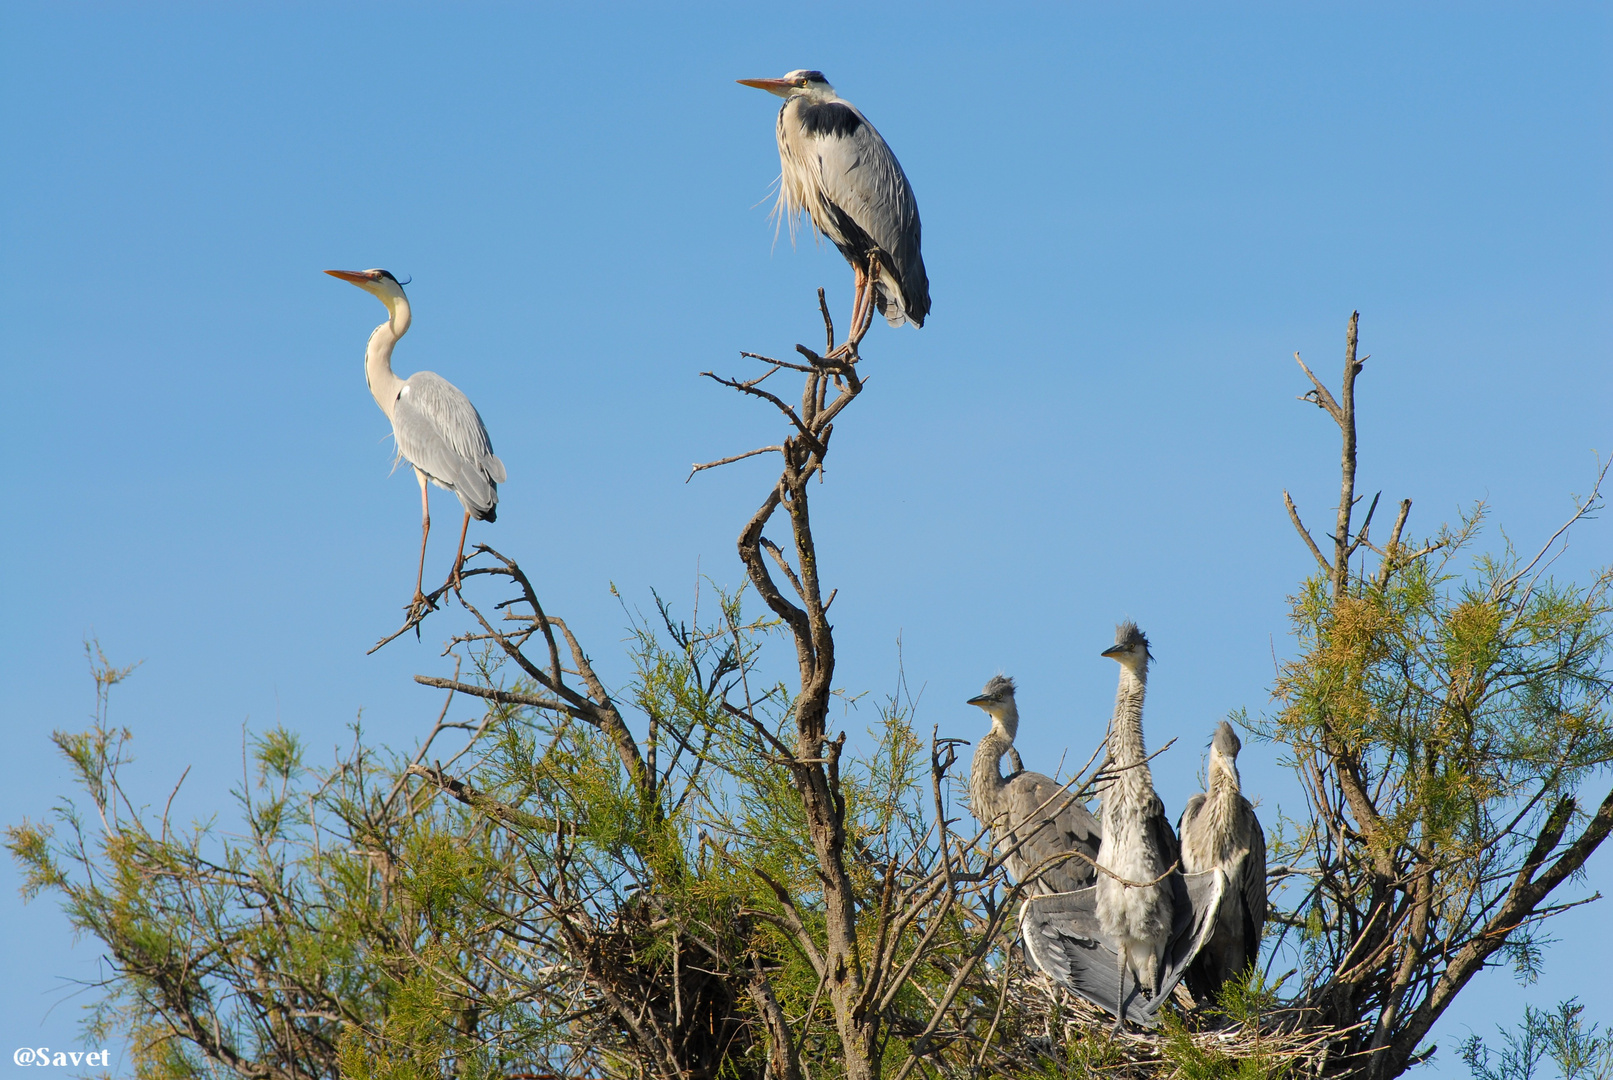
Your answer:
[833,261,870,359]
[448,510,472,591]
[1113,944,1127,1034]
[845,257,883,351]
[411,469,433,613]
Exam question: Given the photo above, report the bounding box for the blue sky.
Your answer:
[2,2,1609,1070]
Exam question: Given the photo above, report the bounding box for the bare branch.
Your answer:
[1285,490,1333,573]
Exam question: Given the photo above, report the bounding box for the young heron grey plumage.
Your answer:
[326,269,506,614]
[1178,720,1267,1002]
[1095,622,1179,1031]
[738,70,929,354]
[1011,628,1228,1028]
[966,675,1103,895]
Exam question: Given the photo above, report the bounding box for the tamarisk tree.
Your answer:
[1264,313,1613,1078]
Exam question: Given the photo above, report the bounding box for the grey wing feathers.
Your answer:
[392,371,505,520]
[1020,870,1225,1028]
[1019,890,1149,1024]
[792,103,929,326]
[1146,795,1181,869]
[1242,805,1268,955]
[1177,793,1207,841]
[1005,771,1102,892]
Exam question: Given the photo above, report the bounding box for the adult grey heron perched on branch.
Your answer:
[966,676,1102,893]
[1178,720,1267,1002]
[738,70,929,354]
[326,269,506,614]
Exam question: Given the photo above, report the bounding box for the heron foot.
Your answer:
[407,590,438,619]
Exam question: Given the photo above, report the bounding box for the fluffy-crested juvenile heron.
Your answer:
[966,676,1102,893]
[738,70,929,352]
[326,269,506,611]
[1178,721,1267,1001]
[1095,623,1179,1030]
[1014,628,1226,1028]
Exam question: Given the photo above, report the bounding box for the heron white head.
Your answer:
[1100,622,1153,678]
[737,69,837,102]
[325,268,411,335]
[967,675,1019,737]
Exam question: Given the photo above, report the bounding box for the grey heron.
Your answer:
[966,676,1102,894]
[325,269,506,612]
[1094,623,1179,1030]
[1019,868,1224,1029]
[1178,721,1267,1003]
[738,70,929,354]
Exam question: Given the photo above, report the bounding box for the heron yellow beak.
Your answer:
[966,694,991,707]
[1100,644,1125,658]
[737,77,798,97]
[324,269,375,286]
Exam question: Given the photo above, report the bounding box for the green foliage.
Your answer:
[1258,500,1613,1034]
[1461,1000,1613,1080]
[1159,1012,1289,1080]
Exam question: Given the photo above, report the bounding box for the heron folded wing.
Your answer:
[1242,804,1268,958]
[801,106,929,326]
[392,371,500,519]
[1177,793,1208,845]
[1007,771,1102,892]
[1146,795,1182,868]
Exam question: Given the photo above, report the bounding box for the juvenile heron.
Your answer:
[738,70,929,352]
[1095,623,1179,1030]
[1014,629,1226,1028]
[326,269,506,612]
[966,676,1102,894]
[1178,721,1267,1002]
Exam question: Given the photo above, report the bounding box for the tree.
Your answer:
[1263,313,1613,1078]
[10,309,1613,1080]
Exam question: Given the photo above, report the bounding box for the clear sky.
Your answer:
[2,2,1609,1070]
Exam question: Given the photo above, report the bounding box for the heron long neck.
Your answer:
[1107,662,1152,798]
[364,298,411,420]
[970,710,1016,820]
[1203,749,1242,854]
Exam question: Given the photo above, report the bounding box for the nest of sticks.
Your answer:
[974,958,1366,1080]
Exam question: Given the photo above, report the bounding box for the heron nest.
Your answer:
[977,961,1364,1080]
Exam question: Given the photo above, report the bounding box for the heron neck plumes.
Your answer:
[364,296,411,420]
[969,706,1018,818]
[1105,659,1154,806]
[1201,747,1243,863]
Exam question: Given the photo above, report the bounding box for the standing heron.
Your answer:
[738,70,929,353]
[326,269,506,612]
[1178,721,1267,1002]
[1095,623,1179,1030]
[1013,628,1226,1028]
[967,676,1103,894]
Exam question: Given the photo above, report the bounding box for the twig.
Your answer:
[687,444,784,481]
